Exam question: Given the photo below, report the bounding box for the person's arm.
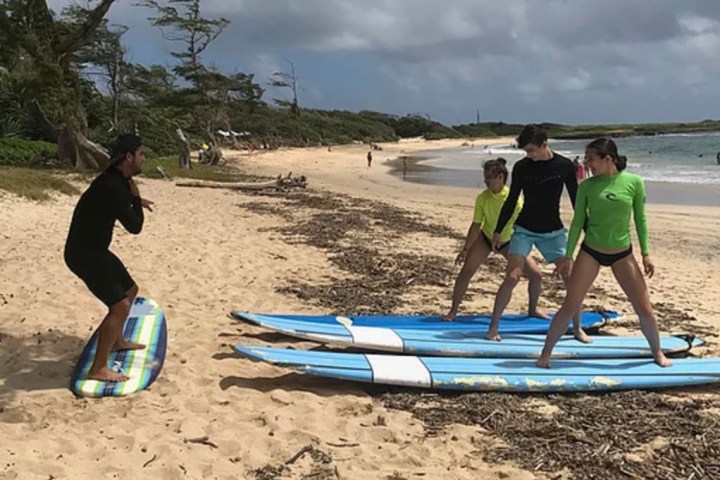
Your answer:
[500,195,523,240]
[108,178,144,234]
[565,161,579,208]
[565,182,588,259]
[633,177,650,256]
[495,165,522,234]
[464,194,484,250]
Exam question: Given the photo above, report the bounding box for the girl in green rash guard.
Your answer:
[536,138,671,368]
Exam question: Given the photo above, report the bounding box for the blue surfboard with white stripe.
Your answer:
[71,297,167,398]
[234,345,720,393]
[231,310,619,333]
[230,314,702,359]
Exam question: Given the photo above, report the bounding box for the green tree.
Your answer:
[0,0,118,169]
[137,0,229,82]
[269,58,300,116]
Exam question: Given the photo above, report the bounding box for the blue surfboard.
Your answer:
[71,297,167,398]
[231,314,702,359]
[234,345,720,393]
[231,310,620,334]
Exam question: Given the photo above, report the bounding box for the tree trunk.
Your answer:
[58,125,110,170]
[176,128,191,169]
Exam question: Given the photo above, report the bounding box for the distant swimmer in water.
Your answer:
[716,151,720,165]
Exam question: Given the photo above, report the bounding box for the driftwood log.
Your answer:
[176,172,307,191]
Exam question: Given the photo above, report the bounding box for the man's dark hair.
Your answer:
[516,124,547,149]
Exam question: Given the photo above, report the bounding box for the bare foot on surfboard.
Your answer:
[484,329,501,342]
[112,339,146,351]
[536,356,551,369]
[655,353,672,368]
[88,366,129,382]
[529,308,550,320]
[441,310,457,322]
[574,328,593,344]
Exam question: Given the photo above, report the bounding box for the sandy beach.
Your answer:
[1,137,719,480]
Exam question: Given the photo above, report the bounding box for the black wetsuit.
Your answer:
[495,153,578,234]
[64,168,144,307]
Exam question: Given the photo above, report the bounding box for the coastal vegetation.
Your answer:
[0,0,718,198]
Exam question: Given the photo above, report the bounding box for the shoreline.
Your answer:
[386,153,720,207]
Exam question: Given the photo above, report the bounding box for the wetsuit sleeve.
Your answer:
[565,161,579,207]
[495,164,522,234]
[565,181,588,259]
[107,180,144,234]
[500,195,523,240]
[472,193,485,225]
[633,177,650,255]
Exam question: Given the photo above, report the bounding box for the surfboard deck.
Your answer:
[232,314,702,358]
[234,345,720,393]
[231,310,620,334]
[71,297,167,398]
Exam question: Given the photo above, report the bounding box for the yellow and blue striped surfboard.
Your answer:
[71,297,167,397]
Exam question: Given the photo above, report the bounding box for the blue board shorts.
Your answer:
[508,226,567,263]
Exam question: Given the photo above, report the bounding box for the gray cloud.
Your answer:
[42,1,720,123]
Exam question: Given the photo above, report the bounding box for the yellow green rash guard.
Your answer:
[473,186,523,243]
[566,171,650,258]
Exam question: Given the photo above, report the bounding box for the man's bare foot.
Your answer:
[573,329,593,344]
[441,311,457,322]
[536,355,551,369]
[484,330,501,342]
[529,308,550,320]
[654,353,672,368]
[113,338,146,351]
[88,366,129,382]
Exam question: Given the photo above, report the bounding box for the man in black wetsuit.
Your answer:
[64,134,154,382]
[486,124,589,343]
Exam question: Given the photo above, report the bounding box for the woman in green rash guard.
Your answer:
[536,138,671,368]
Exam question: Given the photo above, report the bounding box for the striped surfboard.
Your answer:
[71,297,167,398]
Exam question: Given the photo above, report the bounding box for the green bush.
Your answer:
[0,137,58,167]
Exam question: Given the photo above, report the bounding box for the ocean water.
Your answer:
[390,133,720,205]
[412,133,720,185]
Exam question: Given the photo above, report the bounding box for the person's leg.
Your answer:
[611,255,671,367]
[487,254,526,341]
[108,254,146,352]
[443,239,492,321]
[522,257,547,319]
[89,297,132,382]
[555,258,592,343]
[539,230,589,343]
[488,228,535,341]
[537,252,600,368]
[112,283,146,351]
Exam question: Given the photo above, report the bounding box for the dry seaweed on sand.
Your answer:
[381,390,720,480]
[253,445,337,480]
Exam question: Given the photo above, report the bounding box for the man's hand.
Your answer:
[642,255,655,278]
[455,249,468,265]
[129,178,140,198]
[491,233,502,252]
[141,198,154,212]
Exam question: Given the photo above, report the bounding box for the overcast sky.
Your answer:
[49,0,720,125]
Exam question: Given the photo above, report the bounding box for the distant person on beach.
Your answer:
[487,124,589,342]
[402,156,408,178]
[537,137,670,368]
[367,150,372,167]
[442,158,544,321]
[573,157,585,182]
[64,134,153,382]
